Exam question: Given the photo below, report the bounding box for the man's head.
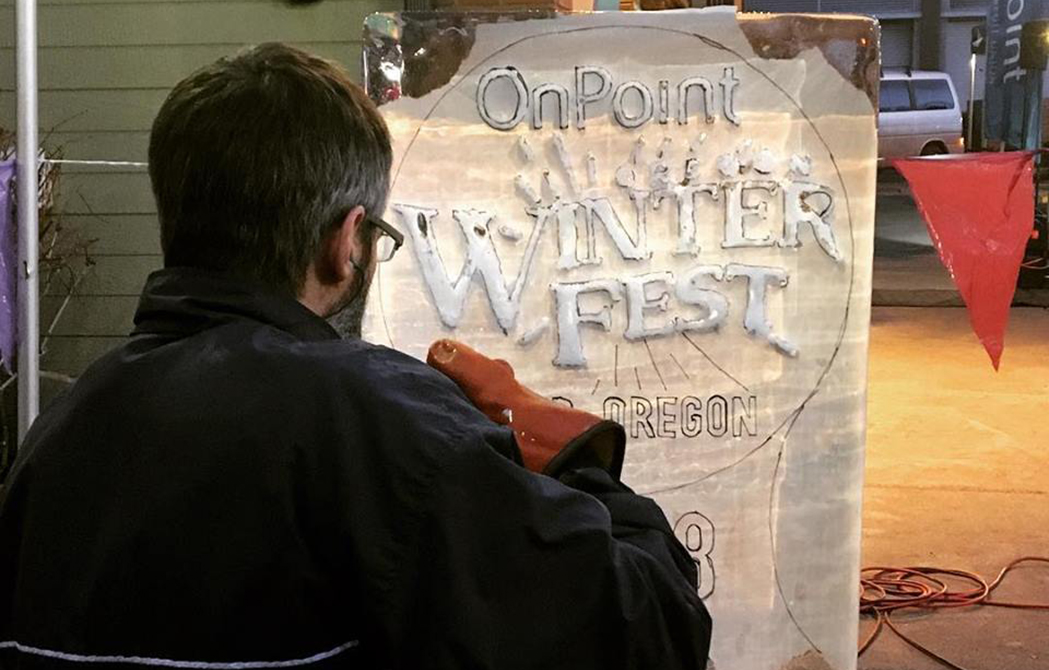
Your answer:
[148,43,392,322]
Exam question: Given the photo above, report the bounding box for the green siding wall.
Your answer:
[0,0,399,402]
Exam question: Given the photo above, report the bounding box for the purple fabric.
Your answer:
[0,160,16,373]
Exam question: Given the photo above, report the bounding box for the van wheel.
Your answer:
[920,142,948,156]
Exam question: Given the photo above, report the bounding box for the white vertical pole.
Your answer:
[15,0,40,442]
[968,53,977,151]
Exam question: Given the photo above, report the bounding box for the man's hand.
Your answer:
[427,339,626,478]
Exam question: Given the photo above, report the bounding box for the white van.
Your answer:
[878,70,964,162]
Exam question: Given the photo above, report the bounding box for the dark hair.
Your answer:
[148,43,392,295]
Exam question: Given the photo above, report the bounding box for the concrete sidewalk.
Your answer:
[858,306,1049,670]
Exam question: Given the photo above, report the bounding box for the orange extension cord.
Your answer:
[858,557,1049,669]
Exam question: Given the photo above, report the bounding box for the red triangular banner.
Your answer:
[893,152,1035,370]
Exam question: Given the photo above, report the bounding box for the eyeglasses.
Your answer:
[366,215,404,263]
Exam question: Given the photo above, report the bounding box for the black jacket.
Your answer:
[0,268,711,670]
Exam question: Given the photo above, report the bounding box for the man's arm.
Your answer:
[323,343,709,668]
[391,438,711,670]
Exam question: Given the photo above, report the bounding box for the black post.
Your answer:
[919,0,942,70]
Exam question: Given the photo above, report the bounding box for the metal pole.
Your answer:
[1028,73,1044,217]
[1024,70,1043,151]
[15,0,40,442]
[968,53,977,151]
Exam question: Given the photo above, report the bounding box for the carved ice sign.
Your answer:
[363,9,878,670]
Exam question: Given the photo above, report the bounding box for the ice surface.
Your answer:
[363,9,878,670]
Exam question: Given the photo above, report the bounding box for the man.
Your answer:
[0,44,711,669]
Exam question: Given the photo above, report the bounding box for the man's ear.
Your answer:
[322,205,367,284]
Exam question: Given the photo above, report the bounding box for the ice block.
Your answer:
[361,9,878,669]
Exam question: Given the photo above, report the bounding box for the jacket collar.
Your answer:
[132,267,341,342]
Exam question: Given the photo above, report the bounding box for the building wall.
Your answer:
[881,19,917,68]
[0,0,398,403]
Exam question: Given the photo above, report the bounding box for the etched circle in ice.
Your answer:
[371,25,855,491]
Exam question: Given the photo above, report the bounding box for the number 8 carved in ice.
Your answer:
[673,511,716,600]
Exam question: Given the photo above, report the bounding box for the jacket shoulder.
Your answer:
[292,339,465,409]
[285,338,515,460]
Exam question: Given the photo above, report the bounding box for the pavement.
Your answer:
[858,171,1049,669]
[857,305,1049,670]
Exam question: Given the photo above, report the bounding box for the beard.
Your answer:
[327,239,374,340]
[327,281,369,339]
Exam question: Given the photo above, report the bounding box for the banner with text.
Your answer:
[985,0,1044,144]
